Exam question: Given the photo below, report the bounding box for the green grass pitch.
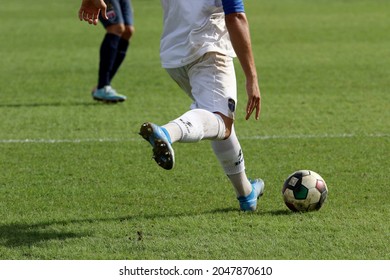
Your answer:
[0,0,389,260]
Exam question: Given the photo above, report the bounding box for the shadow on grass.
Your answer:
[0,221,89,248]
[0,207,291,248]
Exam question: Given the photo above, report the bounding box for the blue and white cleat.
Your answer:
[139,122,175,170]
[238,179,265,211]
[92,85,127,103]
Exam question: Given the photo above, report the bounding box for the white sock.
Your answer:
[162,122,182,143]
[228,173,252,197]
[211,126,252,197]
[164,109,226,143]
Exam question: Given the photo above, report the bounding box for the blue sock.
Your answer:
[98,33,121,89]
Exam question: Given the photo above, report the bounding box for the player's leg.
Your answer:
[109,0,134,81]
[140,52,235,162]
[139,108,227,170]
[180,52,264,211]
[211,126,264,211]
[139,59,228,170]
[139,52,264,210]
[160,56,233,143]
[93,0,127,103]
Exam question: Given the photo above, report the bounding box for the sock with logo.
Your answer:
[211,126,252,197]
[162,109,226,143]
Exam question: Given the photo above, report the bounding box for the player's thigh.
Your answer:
[165,67,194,99]
[119,0,134,26]
[189,52,237,120]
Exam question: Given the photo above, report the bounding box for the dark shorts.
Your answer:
[99,0,134,27]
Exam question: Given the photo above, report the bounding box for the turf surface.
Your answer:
[0,0,389,260]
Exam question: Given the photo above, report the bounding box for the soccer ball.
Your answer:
[282,170,328,212]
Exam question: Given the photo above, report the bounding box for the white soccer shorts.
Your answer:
[165,52,237,120]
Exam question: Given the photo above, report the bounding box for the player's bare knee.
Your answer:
[122,26,134,40]
[106,24,126,37]
[224,126,232,139]
[215,112,233,139]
